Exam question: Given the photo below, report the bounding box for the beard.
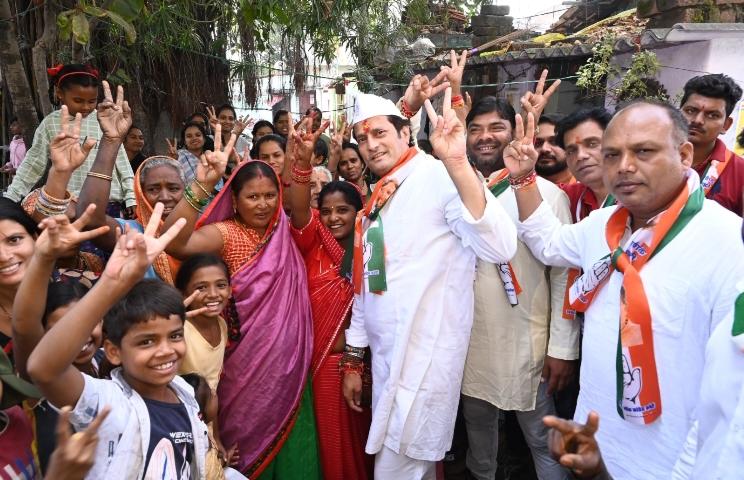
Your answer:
[468,144,505,177]
[535,154,568,176]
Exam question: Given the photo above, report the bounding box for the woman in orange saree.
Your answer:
[288,122,373,480]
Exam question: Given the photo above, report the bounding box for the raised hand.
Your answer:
[183,289,209,319]
[233,114,254,136]
[50,106,98,174]
[165,137,178,160]
[206,105,219,131]
[36,204,110,260]
[521,69,561,120]
[503,112,539,178]
[45,406,111,480]
[289,116,329,167]
[441,49,468,95]
[543,412,606,478]
[425,88,468,168]
[197,123,236,187]
[403,71,451,113]
[97,81,132,141]
[104,203,186,283]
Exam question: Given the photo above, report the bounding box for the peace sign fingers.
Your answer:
[102,80,114,104]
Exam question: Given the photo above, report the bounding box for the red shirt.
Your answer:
[694,139,744,215]
[561,182,601,223]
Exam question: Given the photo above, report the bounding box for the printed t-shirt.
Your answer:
[142,398,195,480]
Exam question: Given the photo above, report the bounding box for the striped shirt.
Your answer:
[4,110,136,206]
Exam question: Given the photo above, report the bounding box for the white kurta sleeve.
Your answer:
[671,420,698,480]
[444,183,517,264]
[345,293,369,348]
[518,201,588,269]
[545,191,580,360]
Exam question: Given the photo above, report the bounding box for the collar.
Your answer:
[695,138,728,174]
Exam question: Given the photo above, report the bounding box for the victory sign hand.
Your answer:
[50,106,97,174]
[425,87,468,169]
[103,203,186,283]
[543,412,605,479]
[403,71,451,113]
[521,69,561,120]
[97,81,132,142]
[197,123,236,187]
[503,112,539,178]
[36,204,110,260]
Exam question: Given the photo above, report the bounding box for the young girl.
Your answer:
[4,64,136,217]
[175,253,231,392]
[171,121,209,184]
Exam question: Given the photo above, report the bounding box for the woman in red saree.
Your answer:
[288,122,373,480]
[162,127,320,479]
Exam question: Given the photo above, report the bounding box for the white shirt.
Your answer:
[463,176,579,411]
[345,152,517,461]
[518,199,744,479]
[673,280,744,479]
[65,368,209,480]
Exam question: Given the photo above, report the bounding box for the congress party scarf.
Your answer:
[731,287,744,352]
[569,172,704,424]
[700,149,733,197]
[487,170,522,306]
[562,193,616,320]
[352,147,418,294]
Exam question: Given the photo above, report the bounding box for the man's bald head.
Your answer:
[601,100,694,223]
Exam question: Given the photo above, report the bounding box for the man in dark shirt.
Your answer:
[680,73,744,215]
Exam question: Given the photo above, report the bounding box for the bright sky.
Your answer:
[495,0,570,32]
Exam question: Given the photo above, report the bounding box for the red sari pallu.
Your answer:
[291,211,373,480]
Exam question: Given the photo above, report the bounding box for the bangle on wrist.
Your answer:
[509,169,537,190]
[400,100,417,119]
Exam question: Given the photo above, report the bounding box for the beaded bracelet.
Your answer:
[400,100,417,119]
[509,169,537,190]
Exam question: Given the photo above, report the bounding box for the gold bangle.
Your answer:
[87,172,113,182]
[193,179,213,199]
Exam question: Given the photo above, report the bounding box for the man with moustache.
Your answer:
[341,86,517,478]
[555,108,614,222]
[680,74,744,215]
[507,99,744,479]
[535,114,573,185]
[461,96,578,480]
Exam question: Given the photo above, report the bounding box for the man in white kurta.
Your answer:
[343,92,517,478]
[507,100,744,479]
[461,97,578,480]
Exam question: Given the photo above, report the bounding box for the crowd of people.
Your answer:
[0,49,742,480]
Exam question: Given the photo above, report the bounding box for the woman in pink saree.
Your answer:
[162,128,320,478]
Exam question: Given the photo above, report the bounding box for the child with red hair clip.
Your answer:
[5,64,136,219]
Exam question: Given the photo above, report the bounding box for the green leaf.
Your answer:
[82,5,107,18]
[71,12,90,45]
[104,10,137,44]
[105,0,144,22]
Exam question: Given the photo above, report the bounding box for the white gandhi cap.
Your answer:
[351,92,405,126]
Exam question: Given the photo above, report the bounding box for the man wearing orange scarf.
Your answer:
[341,84,517,479]
[507,99,744,479]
